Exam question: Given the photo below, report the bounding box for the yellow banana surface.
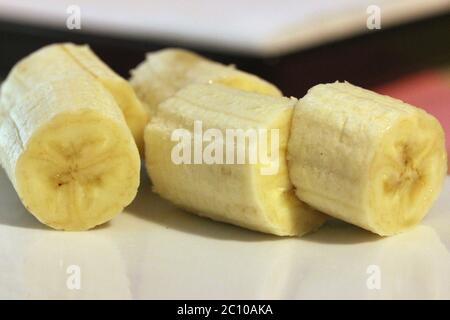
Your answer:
[0,44,140,230]
[62,43,148,152]
[288,82,447,236]
[145,83,326,236]
[130,48,281,117]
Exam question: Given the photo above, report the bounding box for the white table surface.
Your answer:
[0,168,449,300]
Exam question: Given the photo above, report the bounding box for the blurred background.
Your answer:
[0,0,449,155]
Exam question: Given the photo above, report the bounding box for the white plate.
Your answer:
[0,168,449,299]
[0,0,448,56]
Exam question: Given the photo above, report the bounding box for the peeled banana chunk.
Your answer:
[0,44,140,230]
[287,81,447,236]
[130,48,282,117]
[145,83,326,236]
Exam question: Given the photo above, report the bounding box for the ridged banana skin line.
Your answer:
[130,48,282,118]
[0,45,140,230]
[145,83,326,236]
[61,43,148,153]
[287,82,447,236]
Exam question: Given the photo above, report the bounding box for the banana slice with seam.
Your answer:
[5,43,148,153]
[61,43,148,152]
[0,45,140,230]
[130,48,282,118]
[145,83,325,236]
[287,81,447,236]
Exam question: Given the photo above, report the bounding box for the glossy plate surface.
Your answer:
[0,169,449,299]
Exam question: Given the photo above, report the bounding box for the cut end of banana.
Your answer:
[288,81,447,236]
[369,111,447,235]
[130,48,282,117]
[15,110,140,231]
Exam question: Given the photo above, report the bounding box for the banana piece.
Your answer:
[144,83,325,236]
[0,44,140,230]
[287,82,447,236]
[130,48,282,117]
[61,43,148,152]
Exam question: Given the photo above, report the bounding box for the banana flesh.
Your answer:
[144,83,326,236]
[1,43,445,236]
[0,44,140,230]
[287,82,447,236]
[130,48,282,117]
[61,43,148,152]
